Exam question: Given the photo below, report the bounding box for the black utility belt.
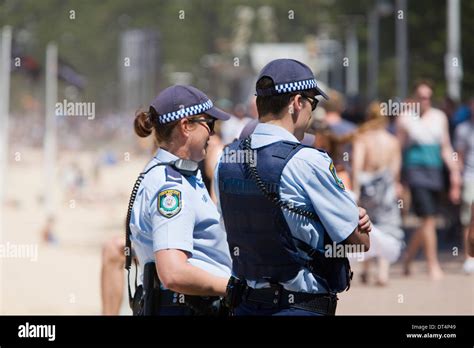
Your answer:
[159,289,219,307]
[242,285,338,316]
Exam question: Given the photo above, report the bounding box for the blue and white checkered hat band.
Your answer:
[274,78,317,94]
[158,99,213,124]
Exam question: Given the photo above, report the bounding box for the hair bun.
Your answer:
[134,110,153,137]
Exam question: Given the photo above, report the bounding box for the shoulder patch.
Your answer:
[329,162,345,190]
[158,189,182,218]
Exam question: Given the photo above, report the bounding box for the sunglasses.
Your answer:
[300,94,319,111]
[189,118,216,134]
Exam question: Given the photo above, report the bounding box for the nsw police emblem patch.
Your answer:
[158,189,182,218]
[329,162,345,190]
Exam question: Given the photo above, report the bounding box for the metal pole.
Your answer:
[44,43,58,220]
[345,21,359,96]
[395,0,408,99]
[0,25,12,314]
[367,8,379,100]
[446,0,462,102]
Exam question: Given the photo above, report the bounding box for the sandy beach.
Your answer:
[1,147,473,315]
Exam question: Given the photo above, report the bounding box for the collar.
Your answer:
[153,148,180,163]
[251,123,300,148]
[153,148,202,180]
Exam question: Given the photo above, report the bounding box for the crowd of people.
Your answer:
[99,76,473,315]
[12,75,470,314]
[174,79,474,284]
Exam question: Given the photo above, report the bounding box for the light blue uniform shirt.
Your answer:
[130,149,232,286]
[214,123,359,294]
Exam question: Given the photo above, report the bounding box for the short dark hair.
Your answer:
[255,77,299,118]
[255,77,317,118]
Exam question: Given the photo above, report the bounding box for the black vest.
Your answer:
[218,139,353,293]
[218,139,310,282]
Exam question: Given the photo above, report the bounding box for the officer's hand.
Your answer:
[357,207,372,234]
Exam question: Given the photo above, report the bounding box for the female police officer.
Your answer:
[128,85,233,315]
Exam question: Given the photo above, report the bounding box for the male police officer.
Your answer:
[214,59,371,316]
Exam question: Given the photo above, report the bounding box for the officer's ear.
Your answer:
[179,118,194,137]
[293,94,305,113]
[289,95,303,122]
